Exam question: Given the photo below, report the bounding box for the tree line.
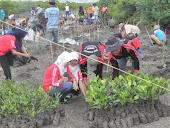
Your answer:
[0,0,170,27]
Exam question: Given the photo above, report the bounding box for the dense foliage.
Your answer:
[0,0,90,15]
[85,72,170,109]
[0,80,60,120]
[0,0,169,27]
[99,0,170,26]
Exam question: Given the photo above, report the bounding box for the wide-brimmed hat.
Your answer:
[105,35,123,53]
[154,25,160,30]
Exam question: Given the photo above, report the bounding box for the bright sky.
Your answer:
[9,0,99,3]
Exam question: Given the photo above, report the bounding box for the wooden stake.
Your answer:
[145,27,153,45]
[62,33,65,51]
[71,28,73,50]
[162,42,166,68]
[82,26,83,45]
[94,27,95,41]
[89,27,90,41]
[97,27,99,40]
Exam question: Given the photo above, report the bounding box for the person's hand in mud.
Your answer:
[73,79,79,91]
[24,53,31,58]
[84,80,88,88]
[59,77,68,84]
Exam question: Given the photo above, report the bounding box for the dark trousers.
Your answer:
[80,63,103,79]
[0,52,14,80]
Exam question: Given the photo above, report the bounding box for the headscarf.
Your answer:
[69,52,80,83]
[10,28,28,52]
[11,28,28,41]
[55,52,72,77]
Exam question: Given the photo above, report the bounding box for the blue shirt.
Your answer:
[154,30,166,42]
[45,6,59,30]
[0,10,5,20]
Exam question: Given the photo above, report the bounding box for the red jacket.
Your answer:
[67,67,83,83]
[0,35,17,56]
[127,38,141,49]
[43,64,75,93]
[79,42,105,65]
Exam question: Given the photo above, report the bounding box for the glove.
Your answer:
[134,70,139,74]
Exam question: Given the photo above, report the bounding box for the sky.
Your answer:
[9,0,99,3]
[58,0,99,3]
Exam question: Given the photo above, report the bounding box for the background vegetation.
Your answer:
[0,0,170,27]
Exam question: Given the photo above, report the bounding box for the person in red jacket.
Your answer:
[43,52,79,102]
[0,34,30,80]
[105,35,140,79]
[79,41,105,86]
[114,33,142,73]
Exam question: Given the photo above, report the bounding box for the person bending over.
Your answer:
[105,35,140,79]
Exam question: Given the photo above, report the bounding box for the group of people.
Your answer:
[0,0,167,103]
[62,3,109,27]
[76,3,108,27]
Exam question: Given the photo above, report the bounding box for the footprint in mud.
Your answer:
[18,73,32,79]
[166,62,170,66]
[26,67,39,72]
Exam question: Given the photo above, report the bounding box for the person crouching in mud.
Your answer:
[68,52,86,96]
[79,41,105,87]
[105,35,140,79]
[0,31,30,80]
[150,25,167,46]
[43,52,79,102]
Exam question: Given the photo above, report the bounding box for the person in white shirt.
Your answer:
[92,3,99,26]
[36,5,43,20]
[65,4,70,18]
[119,23,140,38]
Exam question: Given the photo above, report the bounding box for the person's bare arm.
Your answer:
[21,46,28,54]
[44,19,48,24]
[13,52,30,58]
[79,80,86,96]
[73,79,79,91]
[0,67,3,72]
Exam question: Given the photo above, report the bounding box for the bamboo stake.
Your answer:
[136,19,143,26]
[71,28,73,50]
[97,27,99,40]
[35,27,38,47]
[145,27,153,45]
[62,33,65,51]
[162,42,166,68]
[106,24,109,73]
[82,26,83,45]
[50,36,54,62]
[94,27,95,41]
[89,27,90,41]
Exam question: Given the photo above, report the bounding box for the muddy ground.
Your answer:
[0,19,170,128]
